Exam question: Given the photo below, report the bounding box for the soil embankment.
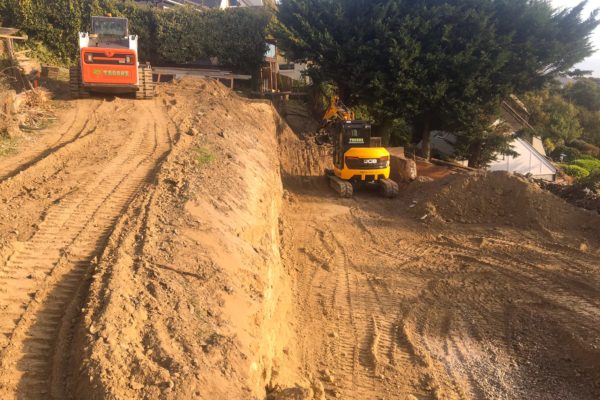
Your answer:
[71,79,311,399]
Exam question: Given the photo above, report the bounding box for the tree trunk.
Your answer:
[374,118,394,146]
[421,113,432,160]
[468,141,483,168]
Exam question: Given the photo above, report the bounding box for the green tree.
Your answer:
[523,90,584,145]
[563,78,600,111]
[578,109,600,146]
[275,0,599,165]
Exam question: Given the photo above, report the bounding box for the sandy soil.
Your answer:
[71,79,304,400]
[281,173,600,400]
[0,94,173,399]
[0,76,598,400]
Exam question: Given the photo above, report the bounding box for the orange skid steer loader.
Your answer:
[69,16,155,100]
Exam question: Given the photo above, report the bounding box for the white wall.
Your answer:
[488,137,556,180]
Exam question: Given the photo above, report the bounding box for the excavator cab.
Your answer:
[333,121,370,167]
[89,16,130,46]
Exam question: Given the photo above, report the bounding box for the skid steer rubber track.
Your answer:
[380,178,399,198]
[328,175,353,198]
[136,66,155,100]
[68,66,90,100]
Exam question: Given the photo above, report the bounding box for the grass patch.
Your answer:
[0,136,21,158]
[193,146,215,166]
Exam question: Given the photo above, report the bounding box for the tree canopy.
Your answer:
[564,78,600,111]
[275,0,600,165]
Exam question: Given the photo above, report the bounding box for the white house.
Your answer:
[488,136,556,181]
[429,131,557,181]
[218,0,264,8]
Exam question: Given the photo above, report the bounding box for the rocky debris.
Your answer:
[388,147,418,182]
[533,177,600,214]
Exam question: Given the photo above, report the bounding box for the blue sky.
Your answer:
[551,0,600,76]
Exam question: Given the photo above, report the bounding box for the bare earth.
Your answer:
[281,175,600,400]
[0,78,598,400]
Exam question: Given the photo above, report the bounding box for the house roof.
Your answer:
[514,137,557,174]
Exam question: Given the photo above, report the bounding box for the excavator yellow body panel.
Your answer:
[333,147,391,181]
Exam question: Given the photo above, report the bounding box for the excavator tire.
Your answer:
[136,66,155,100]
[328,175,353,198]
[379,178,399,198]
[69,66,90,100]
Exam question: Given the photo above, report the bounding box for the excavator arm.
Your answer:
[321,96,355,123]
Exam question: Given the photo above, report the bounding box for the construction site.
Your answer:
[1,3,600,400]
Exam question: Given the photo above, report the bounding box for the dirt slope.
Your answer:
[282,174,600,400]
[0,95,173,399]
[71,79,308,400]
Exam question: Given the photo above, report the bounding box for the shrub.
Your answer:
[571,158,600,172]
[578,169,600,190]
[550,145,581,162]
[561,164,590,179]
[569,138,600,157]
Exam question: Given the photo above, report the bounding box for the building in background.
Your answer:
[428,95,557,181]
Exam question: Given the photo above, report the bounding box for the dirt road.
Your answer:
[282,177,600,400]
[0,96,172,399]
[1,79,598,400]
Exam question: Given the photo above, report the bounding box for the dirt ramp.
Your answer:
[72,78,301,399]
[408,171,599,243]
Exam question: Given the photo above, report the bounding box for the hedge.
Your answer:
[571,158,600,173]
[0,1,270,73]
[561,164,590,179]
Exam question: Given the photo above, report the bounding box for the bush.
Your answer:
[571,158,600,172]
[550,145,581,162]
[569,138,600,157]
[561,164,590,179]
[578,169,600,190]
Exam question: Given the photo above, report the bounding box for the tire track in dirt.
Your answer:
[0,99,171,399]
[0,100,104,183]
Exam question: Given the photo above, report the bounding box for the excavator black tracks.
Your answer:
[379,178,399,198]
[328,174,354,198]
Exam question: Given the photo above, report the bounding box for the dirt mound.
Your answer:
[71,78,305,400]
[408,171,599,241]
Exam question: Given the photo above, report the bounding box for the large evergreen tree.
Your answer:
[275,0,599,165]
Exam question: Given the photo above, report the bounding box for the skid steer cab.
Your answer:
[69,16,154,100]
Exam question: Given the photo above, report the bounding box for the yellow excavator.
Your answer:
[320,96,399,198]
